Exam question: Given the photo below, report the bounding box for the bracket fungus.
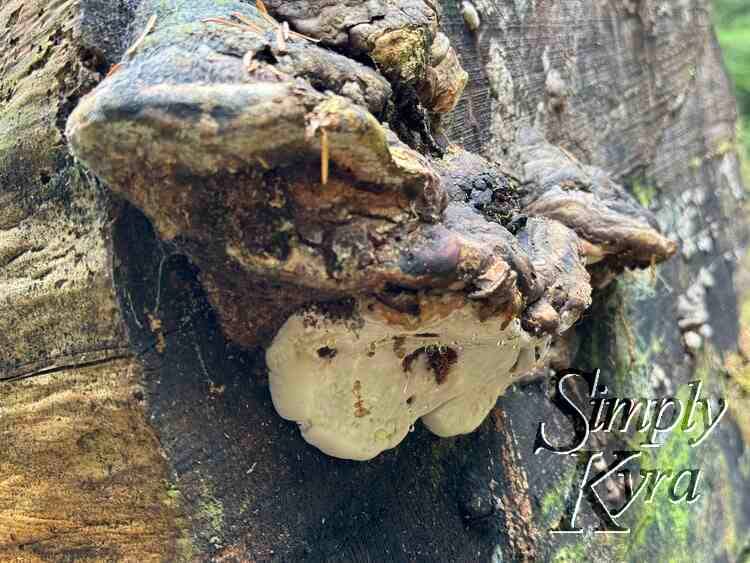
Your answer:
[267,298,546,460]
[66,0,677,459]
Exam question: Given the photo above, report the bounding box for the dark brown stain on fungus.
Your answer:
[302,299,359,331]
[402,344,459,384]
[317,346,337,359]
[427,346,459,383]
[402,348,422,374]
[317,298,359,323]
[352,380,370,417]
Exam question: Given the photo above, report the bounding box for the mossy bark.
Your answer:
[1,1,189,559]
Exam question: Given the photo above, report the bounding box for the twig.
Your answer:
[125,14,157,58]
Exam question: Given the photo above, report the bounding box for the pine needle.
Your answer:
[230,12,265,33]
[320,129,329,185]
[125,14,157,58]
[105,63,122,77]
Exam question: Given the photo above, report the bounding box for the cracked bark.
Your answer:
[1,0,749,561]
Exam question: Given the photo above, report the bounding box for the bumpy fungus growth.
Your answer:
[268,297,547,460]
[66,0,676,459]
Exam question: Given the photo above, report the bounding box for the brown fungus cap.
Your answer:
[66,0,676,459]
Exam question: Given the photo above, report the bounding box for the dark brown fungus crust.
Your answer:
[515,127,678,268]
[260,0,467,114]
[402,345,459,384]
[66,0,676,354]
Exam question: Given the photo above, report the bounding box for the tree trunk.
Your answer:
[2,0,749,562]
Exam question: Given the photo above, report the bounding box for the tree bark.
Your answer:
[1,0,749,562]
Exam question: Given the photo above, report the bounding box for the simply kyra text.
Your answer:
[534,369,726,534]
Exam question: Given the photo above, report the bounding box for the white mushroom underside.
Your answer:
[266,299,550,460]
